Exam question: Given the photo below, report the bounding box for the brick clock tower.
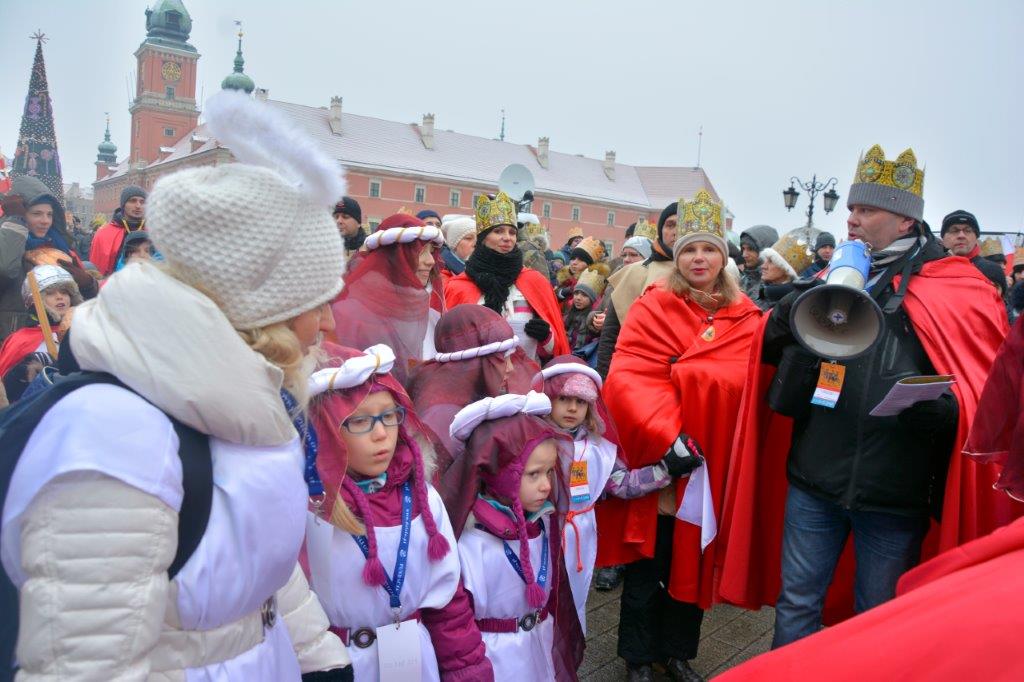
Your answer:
[129,0,199,165]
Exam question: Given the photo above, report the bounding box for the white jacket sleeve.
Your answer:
[15,471,177,681]
[277,563,351,674]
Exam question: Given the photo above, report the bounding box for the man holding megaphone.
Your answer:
[717,144,1017,650]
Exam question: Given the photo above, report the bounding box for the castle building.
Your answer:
[95,1,729,251]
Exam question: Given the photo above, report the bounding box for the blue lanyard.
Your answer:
[502,518,548,590]
[351,481,413,613]
[281,389,324,497]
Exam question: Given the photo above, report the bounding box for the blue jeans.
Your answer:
[772,485,929,648]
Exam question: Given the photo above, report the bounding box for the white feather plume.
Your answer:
[203,90,346,207]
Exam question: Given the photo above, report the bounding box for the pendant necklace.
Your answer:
[689,289,721,342]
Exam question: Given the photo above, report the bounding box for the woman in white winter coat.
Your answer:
[0,91,353,681]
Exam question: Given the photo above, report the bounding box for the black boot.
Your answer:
[626,663,655,682]
[595,564,625,591]
[665,658,704,682]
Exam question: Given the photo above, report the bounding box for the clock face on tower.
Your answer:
[162,61,182,82]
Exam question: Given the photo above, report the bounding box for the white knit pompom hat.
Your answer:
[147,90,347,330]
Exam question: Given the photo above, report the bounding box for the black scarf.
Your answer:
[465,244,524,313]
[344,229,366,253]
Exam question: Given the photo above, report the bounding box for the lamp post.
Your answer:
[782,174,840,227]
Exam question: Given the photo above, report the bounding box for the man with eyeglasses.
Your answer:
[940,210,1007,296]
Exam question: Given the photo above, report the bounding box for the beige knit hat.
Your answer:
[146,91,346,330]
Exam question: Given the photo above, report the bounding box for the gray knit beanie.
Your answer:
[120,185,147,208]
[146,91,346,330]
[846,144,924,221]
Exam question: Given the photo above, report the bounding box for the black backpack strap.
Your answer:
[167,419,212,578]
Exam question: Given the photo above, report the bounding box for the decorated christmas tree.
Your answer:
[11,32,65,205]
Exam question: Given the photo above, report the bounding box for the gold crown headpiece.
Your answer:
[854,144,924,198]
[633,218,658,242]
[576,266,609,298]
[474,191,518,235]
[678,189,725,239]
[771,226,822,275]
[572,236,606,263]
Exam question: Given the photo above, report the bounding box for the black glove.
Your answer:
[524,317,551,342]
[302,666,354,682]
[662,434,705,477]
[898,393,958,433]
[57,259,98,299]
[556,285,574,301]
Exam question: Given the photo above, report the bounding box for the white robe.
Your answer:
[2,384,307,680]
[561,432,617,634]
[305,485,461,681]
[458,524,554,680]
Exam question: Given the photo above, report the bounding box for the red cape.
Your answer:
[444,268,570,357]
[88,221,127,276]
[718,256,1019,620]
[717,516,1024,681]
[596,285,761,608]
[0,326,45,378]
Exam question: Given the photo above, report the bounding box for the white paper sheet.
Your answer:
[376,618,422,682]
[869,375,955,417]
[675,463,717,552]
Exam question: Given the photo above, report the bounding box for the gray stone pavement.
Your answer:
[580,583,774,680]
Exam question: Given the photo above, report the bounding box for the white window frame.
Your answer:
[450,189,461,207]
[367,218,381,231]
[471,192,483,207]
[542,202,552,218]
[414,184,426,203]
[607,211,616,226]
[163,127,175,137]
[369,178,382,198]
[571,205,581,222]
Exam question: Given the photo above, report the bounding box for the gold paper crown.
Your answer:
[633,218,658,242]
[573,236,606,263]
[855,144,924,197]
[678,189,725,239]
[566,225,584,240]
[980,236,1003,258]
[576,266,609,298]
[771,226,821,275]
[474,192,518,235]
[524,221,547,241]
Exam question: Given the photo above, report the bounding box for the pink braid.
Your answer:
[401,424,451,561]
[512,496,547,609]
[342,477,387,587]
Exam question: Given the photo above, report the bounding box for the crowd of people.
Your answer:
[0,90,1021,682]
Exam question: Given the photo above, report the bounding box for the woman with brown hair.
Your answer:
[599,190,761,682]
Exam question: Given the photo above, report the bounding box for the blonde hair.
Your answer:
[665,266,740,305]
[329,494,366,535]
[164,263,311,408]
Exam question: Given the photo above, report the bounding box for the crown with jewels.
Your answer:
[475,191,518,235]
[678,189,725,239]
[633,218,658,242]
[855,145,924,197]
[848,144,925,220]
[771,225,822,275]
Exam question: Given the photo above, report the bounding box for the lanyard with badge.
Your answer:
[569,438,591,504]
[503,518,549,590]
[350,481,421,681]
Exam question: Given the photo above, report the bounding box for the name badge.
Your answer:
[376,618,421,682]
[811,362,846,409]
[570,460,591,504]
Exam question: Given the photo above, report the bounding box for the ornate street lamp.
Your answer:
[782,174,839,227]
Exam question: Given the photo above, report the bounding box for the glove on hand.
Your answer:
[662,433,705,477]
[524,317,551,342]
[57,259,98,299]
[898,393,958,433]
[302,667,354,682]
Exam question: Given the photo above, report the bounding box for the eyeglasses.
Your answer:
[342,406,405,434]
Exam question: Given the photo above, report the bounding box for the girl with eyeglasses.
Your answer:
[303,343,493,681]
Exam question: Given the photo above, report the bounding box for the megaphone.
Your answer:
[790,239,884,360]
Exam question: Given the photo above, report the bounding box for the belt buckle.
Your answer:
[260,596,277,630]
[352,627,377,649]
[518,611,538,632]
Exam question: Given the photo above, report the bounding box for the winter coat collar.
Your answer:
[70,261,296,446]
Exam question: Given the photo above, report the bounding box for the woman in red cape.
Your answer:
[444,192,569,363]
[331,213,445,386]
[598,191,761,679]
[717,254,1020,625]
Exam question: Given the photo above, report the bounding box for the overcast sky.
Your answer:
[2,0,1022,237]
